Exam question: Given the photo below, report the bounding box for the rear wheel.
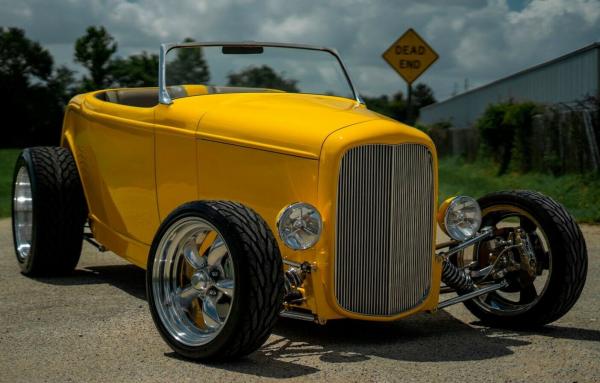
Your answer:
[11,147,87,276]
[458,191,587,327]
[146,201,284,360]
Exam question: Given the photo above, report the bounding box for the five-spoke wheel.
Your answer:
[146,201,284,360]
[152,217,236,346]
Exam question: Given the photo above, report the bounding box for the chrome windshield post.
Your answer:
[158,43,173,105]
[329,47,363,105]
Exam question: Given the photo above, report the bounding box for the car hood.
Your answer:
[191,93,383,159]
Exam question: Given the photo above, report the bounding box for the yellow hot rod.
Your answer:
[11,42,587,360]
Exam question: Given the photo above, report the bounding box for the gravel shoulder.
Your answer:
[0,218,598,383]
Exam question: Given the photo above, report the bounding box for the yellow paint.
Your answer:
[437,196,456,237]
[61,86,442,321]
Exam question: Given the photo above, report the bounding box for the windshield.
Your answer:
[163,44,356,101]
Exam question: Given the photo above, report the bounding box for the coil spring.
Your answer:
[285,268,304,292]
[284,268,305,303]
[442,260,474,293]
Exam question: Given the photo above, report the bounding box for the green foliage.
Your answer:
[74,26,117,90]
[0,27,53,81]
[0,149,21,217]
[476,101,539,175]
[439,156,600,223]
[0,27,74,147]
[412,83,436,109]
[166,38,210,85]
[362,92,407,121]
[362,82,436,124]
[417,120,452,134]
[227,65,298,92]
[534,99,599,176]
[112,52,158,87]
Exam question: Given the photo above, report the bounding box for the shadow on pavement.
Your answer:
[165,351,321,378]
[35,264,146,301]
[32,262,600,378]
[474,323,600,342]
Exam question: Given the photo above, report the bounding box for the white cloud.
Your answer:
[0,0,598,100]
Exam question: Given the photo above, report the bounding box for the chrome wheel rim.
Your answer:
[152,217,235,347]
[461,207,552,316]
[13,166,33,261]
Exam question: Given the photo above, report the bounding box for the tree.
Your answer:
[362,91,408,122]
[47,66,76,103]
[227,65,298,92]
[412,83,436,109]
[0,27,69,147]
[362,82,436,124]
[74,26,117,90]
[111,52,158,87]
[166,38,210,85]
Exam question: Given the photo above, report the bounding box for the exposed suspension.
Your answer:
[283,260,314,304]
[441,260,474,293]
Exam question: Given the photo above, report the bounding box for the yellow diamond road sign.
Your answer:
[382,28,439,85]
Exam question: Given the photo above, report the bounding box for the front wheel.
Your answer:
[146,201,285,360]
[458,190,587,328]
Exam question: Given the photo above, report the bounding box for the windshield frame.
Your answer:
[158,41,363,105]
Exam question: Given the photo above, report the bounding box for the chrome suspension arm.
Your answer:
[438,280,509,309]
[436,227,494,260]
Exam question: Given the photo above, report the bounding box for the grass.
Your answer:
[0,149,598,223]
[439,156,600,223]
[0,149,21,218]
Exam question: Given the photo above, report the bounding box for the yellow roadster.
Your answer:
[11,42,587,360]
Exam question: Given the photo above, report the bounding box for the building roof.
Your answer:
[422,42,599,111]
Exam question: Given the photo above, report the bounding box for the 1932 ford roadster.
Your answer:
[11,41,588,360]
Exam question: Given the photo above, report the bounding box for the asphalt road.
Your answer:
[1,218,599,383]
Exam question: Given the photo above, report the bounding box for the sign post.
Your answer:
[382,28,439,122]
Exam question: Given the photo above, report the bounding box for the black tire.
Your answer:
[146,200,285,361]
[463,190,587,327]
[11,147,87,276]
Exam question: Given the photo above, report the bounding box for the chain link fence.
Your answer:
[428,99,599,175]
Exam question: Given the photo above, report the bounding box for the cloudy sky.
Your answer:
[1,0,599,100]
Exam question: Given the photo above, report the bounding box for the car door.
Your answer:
[82,95,159,249]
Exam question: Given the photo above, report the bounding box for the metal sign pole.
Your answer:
[407,83,413,123]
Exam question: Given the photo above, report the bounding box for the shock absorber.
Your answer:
[442,260,474,293]
[283,261,313,303]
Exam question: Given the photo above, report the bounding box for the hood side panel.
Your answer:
[190,93,379,158]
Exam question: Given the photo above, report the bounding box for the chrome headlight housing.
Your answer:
[277,202,322,250]
[438,196,482,241]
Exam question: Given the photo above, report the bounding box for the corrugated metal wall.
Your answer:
[420,43,599,129]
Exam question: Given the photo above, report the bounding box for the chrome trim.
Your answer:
[443,196,482,241]
[436,227,494,259]
[13,166,33,261]
[158,44,172,105]
[276,202,322,250]
[151,217,235,347]
[158,41,363,105]
[437,281,509,309]
[335,144,434,316]
[279,310,316,322]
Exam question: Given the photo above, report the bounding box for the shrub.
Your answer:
[476,101,540,175]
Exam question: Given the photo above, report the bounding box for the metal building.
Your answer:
[420,42,600,129]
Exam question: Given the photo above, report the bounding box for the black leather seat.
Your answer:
[96,86,189,107]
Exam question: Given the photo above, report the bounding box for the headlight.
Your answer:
[277,202,322,250]
[437,196,482,241]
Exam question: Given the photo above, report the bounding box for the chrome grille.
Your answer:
[335,144,434,316]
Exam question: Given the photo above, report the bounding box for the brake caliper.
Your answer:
[513,228,538,285]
